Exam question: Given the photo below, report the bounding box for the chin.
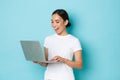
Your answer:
[56,32,62,35]
[55,31,61,34]
[55,30,63,35]
[56,32,60,35]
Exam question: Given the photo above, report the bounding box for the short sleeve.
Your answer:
[72,39,82,53]
[44,37,49,48]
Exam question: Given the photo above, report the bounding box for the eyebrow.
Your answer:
[51,19,60,22]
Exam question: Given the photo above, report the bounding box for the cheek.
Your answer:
[51,23,54,27]
[51,23,56,28]
[58,23,64,27]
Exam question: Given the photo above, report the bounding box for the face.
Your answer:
[51,13,68,35]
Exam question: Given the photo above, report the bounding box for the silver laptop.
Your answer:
[20,40,55,63]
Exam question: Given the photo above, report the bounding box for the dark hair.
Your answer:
[52,9,71,27]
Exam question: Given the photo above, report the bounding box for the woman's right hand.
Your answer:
[33,61,48,66]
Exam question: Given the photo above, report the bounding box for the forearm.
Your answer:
[64,58,82,69]
[51,55,82,69]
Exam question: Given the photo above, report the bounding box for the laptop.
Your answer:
[20,40,55,63]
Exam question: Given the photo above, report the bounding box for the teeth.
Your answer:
[54,27,58,30]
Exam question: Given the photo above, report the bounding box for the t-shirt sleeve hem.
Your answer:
[73,48,82,53]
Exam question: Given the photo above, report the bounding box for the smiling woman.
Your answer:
[51,9,70,36]
[0,0,120,80]
[34,9,82,80]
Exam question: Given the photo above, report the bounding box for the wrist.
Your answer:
[63,58,68,63]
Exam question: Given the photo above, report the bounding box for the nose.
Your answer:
[52,22,56,28]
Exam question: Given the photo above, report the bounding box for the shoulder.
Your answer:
[69,35,82,51]
[69,35,80,42]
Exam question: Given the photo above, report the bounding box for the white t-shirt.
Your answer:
[44,34,82,80]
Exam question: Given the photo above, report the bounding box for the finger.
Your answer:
[54,56,59,60]
[56,57,62,62]
[51,56,59,60]
[51,58,56,61]
[57,57,65,62]
[33,61,38,63]
[51,59,58,62]
[38,62,44,64]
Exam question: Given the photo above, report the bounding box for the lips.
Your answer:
[54,27,59,31]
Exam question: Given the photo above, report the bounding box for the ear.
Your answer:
[64,20,68,26]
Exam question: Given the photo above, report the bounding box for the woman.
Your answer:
[34,9,82,80]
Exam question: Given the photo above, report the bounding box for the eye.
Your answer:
[56,21,59,23]
[51,19,53,23]
[56,20,59,23]
[51,21,53,23]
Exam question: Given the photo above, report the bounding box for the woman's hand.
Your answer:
[51,56,66,63]
[51,50,82,69]
[33,61,48,66]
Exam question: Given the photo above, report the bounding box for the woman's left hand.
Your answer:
[51,56,66,63]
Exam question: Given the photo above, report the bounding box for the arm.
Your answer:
[52,50,82,69]
[44,47,48,61]
[64,50,82,69]
[33,47,48,67]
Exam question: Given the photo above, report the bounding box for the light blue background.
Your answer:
[0,0,120,80]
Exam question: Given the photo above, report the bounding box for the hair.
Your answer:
[52,9,71,27]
